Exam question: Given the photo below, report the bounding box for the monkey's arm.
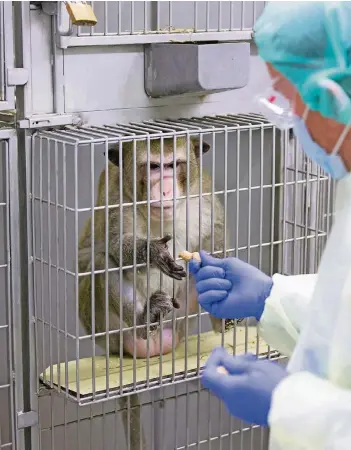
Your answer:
[80,235,150,266]
[79,252,180,355]
[81,233,186,281]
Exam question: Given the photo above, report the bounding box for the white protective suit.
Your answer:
[259,172,351,449]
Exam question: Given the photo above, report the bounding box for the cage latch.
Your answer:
[17,411,38,430]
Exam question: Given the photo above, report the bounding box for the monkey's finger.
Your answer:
[157,261,184,279]
[158,265,173,278]
[170,268,187,280]
[172,298,181,309]
[172,266,187,277]
[166,259,186,273]
[155,258,171,271]
[171,271,187,280]
[170,273,185,281]
[159,234,172,244]
[173,263,187,272]
[157,257,187,279]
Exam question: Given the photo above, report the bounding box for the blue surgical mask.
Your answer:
[292,108,349,180]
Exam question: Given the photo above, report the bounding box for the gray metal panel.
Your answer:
[145,42,250,98]
[30,8,54,115]
[0,2,15,111]
[198,43,250,90]
[28,6,269,119]
[58,46,269,117]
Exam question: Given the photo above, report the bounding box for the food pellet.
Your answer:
[179,250,201,262]
[217,366,228,375]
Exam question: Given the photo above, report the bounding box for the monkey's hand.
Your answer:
[138,290,180,338]
[149,290,180,330]
[149,235,186,281]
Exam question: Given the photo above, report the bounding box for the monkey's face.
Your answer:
[147,153,185,221]
[108,137,209,222]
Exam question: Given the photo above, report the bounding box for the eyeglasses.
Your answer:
[256,76,351,131]
[255,83,295,130]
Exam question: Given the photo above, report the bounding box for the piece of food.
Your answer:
[179,250,201,262]
[217,366,228,375]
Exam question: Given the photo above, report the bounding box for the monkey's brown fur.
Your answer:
[78,136,226,358]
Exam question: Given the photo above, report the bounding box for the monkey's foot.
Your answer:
[224,319,244,331]
[124,328,179,358]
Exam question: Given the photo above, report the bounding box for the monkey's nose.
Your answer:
[163,190,173,199]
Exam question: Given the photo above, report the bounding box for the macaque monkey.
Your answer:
[78,136,227,450]
[78,136,226,360]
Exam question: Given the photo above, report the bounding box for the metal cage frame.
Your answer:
[56,1,265,49]
[29,113,332,407]
[0,127,26,450]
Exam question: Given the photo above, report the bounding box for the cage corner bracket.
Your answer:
[7,68,29,87]
[17,410,38,430]
[18,113,82,129]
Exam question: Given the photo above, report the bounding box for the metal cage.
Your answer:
[37,380,271,450]
[57,1,266,48]
[28,112,334,449]
[31,110,331,382]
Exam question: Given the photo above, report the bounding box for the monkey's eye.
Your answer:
[166,160,182,169]
[150,163,160,170]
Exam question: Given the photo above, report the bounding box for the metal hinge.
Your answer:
[7,68,29,87]
[18,113,83,129]
[17,411,38,430]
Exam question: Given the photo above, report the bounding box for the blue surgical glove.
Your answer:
[189,251,273,321]
[201,347,288,426]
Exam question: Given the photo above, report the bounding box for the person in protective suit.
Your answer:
[190,2,351,448]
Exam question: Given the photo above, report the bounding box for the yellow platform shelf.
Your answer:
[40,327,270,401]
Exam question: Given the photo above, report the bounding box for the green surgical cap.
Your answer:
[254,1,351,125]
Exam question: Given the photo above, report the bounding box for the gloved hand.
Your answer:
[189,251,273,321]
[201,347,288,426]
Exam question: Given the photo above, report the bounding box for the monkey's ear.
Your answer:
[191,137,210,158]
[106,146,121,167]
